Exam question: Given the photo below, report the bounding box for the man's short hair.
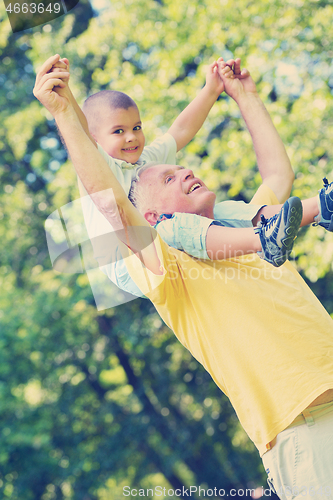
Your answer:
[129,162,159,216]
[83,90,138,135]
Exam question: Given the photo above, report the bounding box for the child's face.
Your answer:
[94,106,145,163]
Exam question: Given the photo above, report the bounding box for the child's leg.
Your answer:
[252,196,319,227]
[206,225,261,260]
[207,197,303,267]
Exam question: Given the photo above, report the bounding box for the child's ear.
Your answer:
[144,210,159,226]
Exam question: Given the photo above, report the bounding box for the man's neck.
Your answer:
[199,205,215,220]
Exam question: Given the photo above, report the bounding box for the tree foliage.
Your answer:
[0,0,333,498]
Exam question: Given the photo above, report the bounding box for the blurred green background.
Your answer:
[0,0,333,498]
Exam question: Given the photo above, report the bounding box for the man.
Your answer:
[34,57,333,500]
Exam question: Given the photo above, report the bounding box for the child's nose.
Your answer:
[126,131,136,141]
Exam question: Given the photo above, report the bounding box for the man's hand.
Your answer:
[218,58,257,103]
[204,57,242,97]
[217,57,294,202]
[35,54,97,150]
[33,54,71,117]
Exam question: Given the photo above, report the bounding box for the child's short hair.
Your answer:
[83,90,138,134]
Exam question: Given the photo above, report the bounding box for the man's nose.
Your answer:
[180,169,194,181]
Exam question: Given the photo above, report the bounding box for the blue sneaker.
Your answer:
[255,197,303,267]
[314,178,333,231]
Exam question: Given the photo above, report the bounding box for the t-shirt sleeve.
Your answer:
[156,213,218,260]
[250,184,279,206]
[140,133,177,165]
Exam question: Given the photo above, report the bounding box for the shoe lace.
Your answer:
[323,177,333,190]
[260,213,278,229]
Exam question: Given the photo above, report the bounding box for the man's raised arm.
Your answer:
[38,54,97,148]
[218,59,294,203]
[33,60,162,275]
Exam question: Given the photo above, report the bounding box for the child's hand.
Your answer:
[49,57,70,92]
[51,57,69,75]
[33,54,71,117]
[218,58,257,102]
[205,60,226,97]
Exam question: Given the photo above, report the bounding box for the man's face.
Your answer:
[139,164,216,224]
[94,106,145,163]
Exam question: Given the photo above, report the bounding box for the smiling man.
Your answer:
[34,57,333,499]
[134,164,217,221]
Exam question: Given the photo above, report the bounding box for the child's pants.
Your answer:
[262,400,333,500]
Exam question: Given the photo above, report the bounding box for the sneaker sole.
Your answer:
[318,180,333,231]
[319,214,333,232]
[328,216,333,232]
[273,197,303,266]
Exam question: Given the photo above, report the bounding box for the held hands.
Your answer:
[52,56,70,86]
[50,56,73,101]
[33,54,71,117]
[217,58,257,102]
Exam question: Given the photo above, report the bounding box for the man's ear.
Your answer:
[144,210,159,226]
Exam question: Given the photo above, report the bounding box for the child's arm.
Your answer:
[167,58,232,152]
[33,62,162,275]
[48,54,97,148]
[218,59,295,203]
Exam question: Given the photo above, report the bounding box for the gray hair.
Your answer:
[128,162,160,214]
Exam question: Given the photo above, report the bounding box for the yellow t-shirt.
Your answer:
[125,184,333,456]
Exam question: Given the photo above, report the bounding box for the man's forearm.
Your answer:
[236,93,294,202]
[55,107,127,204]
[55,88,97,152]
[168,85,220,151]
[33,54,160,269]
[54,106,161,273]
[67,88,97,147]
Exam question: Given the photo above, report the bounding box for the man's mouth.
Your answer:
[187,182,201,194]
